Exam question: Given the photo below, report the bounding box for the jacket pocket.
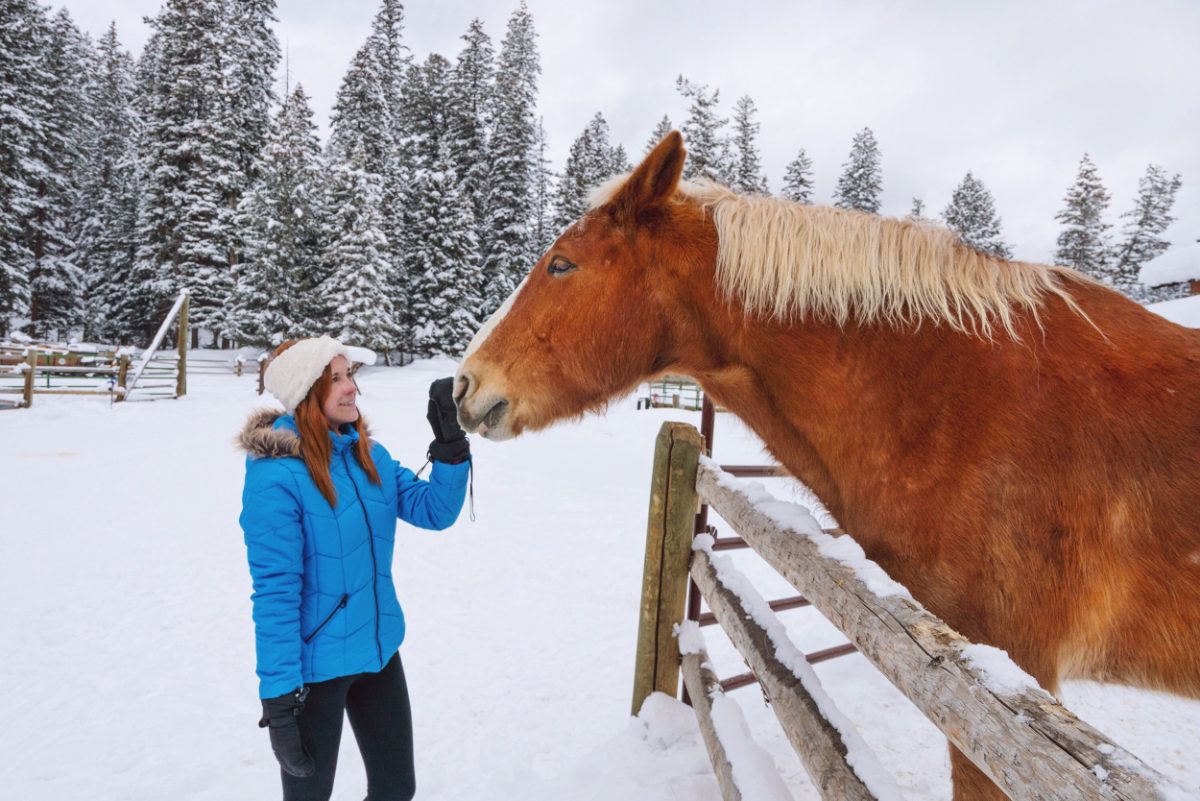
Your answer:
[303,594,349,643]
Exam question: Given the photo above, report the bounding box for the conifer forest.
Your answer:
[0,0,1189,358]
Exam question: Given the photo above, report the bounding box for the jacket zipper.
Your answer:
[303,593,348,644]
[342,451,384,667]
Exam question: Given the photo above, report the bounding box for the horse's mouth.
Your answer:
[461,398,512,440]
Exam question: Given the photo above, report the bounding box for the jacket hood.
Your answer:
[238,408,300,458]
[238,408,375,458]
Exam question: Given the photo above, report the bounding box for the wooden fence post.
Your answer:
[176,292,189,397]
[23,350,36,407]
[632,422,704,715]
[116,354,130,402]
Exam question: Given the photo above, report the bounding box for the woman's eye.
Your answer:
[548,255,578,275]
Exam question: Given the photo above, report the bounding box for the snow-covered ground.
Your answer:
[2,359,1198,800]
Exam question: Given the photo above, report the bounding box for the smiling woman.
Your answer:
[237,335,472,801]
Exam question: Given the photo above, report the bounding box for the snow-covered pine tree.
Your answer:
[908,198,927,220]
[222,0,278,192]
[645,114,673,154]
[553,112,622,230]
[366,0,410,311]
[833,127,882,214]
[229,86,326,347]
[729,95,768,195]
[610,143,631,175]
[75,23,141,342]
[321,152,396,352]
[396,52,455,348]
[24,8,93,340]
[329,41,394,186]
[403,151,479,358]
[1054,154,1112,283]
[1111,164,1182,300]
[780,147,814,204]
[676,77,731,183]
[448,18,494,245]
[133,0,244,345]
[530,117,555,253]
[480,1,540,317]
[941,172,1012,259]
[0,0,49,336]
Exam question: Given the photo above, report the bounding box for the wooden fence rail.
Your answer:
[632,421,1185,801]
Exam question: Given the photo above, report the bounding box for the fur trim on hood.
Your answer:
[237,408,375,459]
[238,409,300,459]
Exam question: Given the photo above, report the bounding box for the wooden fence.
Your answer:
[633,421,1185,801]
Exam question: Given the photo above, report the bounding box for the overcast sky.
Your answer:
[57,0,1199,264]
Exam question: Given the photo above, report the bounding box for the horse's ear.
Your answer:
[611,131,686,220]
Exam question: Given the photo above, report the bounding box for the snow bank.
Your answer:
[1139,242,1200,287]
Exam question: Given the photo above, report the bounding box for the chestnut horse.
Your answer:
[455,132,1200,800]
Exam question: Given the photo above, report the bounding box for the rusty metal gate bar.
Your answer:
[683,397,857,703]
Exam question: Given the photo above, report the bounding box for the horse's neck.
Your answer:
[681,312,999,541]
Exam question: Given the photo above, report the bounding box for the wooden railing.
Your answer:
[633,422,1185,801]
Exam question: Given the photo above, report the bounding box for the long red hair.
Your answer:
[273,340,380,507]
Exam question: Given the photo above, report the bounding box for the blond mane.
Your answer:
[589,177,1082,340]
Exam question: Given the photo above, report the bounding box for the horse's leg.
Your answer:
[950,750,1009,801]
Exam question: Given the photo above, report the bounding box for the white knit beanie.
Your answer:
[263,335,352,413]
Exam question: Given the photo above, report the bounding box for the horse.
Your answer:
[454,131,1200,800]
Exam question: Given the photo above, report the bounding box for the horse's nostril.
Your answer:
[454,373,472,404]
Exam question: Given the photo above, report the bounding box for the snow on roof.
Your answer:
[1139,242,1200,287]
[1148,292,1200,328]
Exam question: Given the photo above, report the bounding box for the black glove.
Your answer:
[427,377,470,464]
[258,687,316,778]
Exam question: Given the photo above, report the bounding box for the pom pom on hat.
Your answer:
[264,336,352,413]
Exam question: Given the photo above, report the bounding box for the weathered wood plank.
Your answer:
[695,458,1182,801]
[632,422,704,714]
[691,547,886,801]
[680,649,743,801]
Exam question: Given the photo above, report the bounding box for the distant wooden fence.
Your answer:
[632,422,1185,801]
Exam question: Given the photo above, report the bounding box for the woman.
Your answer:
[239,335,470,801]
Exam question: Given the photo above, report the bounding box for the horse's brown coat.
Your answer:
[456,132,1200,800]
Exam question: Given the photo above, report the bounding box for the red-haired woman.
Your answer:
[238,336,469,801]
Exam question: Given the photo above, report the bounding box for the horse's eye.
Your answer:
[548,255,578,276]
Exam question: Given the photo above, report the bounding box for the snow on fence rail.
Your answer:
[632,422,1186,801]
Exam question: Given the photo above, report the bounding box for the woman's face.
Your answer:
[322,356,360,427]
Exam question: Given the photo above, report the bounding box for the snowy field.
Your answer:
[2,356,1199,800]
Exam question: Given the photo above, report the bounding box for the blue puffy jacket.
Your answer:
[238,410,468,699]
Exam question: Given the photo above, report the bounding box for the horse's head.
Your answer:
[456,131,706,440]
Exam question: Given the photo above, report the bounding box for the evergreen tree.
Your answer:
[133,0,247,343]
[1112,164,1182,298]
[610,143,631,174]
[321,154,395,351]
[403,152,480,358]
[908,198,928,221]
[223,0,279,190]
[25,9,92,339]
[0,0,47,335]
[396,53,455,348]
[553,112,623,230]
[531,117,555,252]
[780,147,815,204]
[729,95,768,195]
[75,23,141,342]
[833,127,882,214]
[229,86,326,346]
[480,1,540,316]
[941,172,1011,259]
[676,76,730,183]
[448,18,494,243]
[645,114,673,154]
[1054,154,1112,282]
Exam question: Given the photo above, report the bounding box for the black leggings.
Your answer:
[282,652,415,801]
